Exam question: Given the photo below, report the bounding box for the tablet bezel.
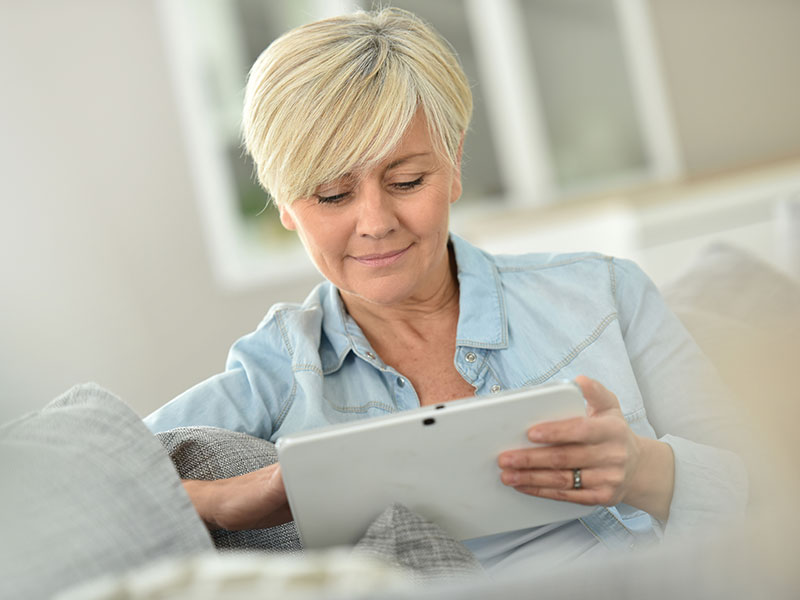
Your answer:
[276,380,595,548]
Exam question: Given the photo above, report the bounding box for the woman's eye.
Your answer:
[393,176,424,191]
[316,191,350,204]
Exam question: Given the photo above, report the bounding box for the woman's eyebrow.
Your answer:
[385,152,432,170]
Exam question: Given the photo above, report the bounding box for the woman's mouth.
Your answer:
[352,244,412,267]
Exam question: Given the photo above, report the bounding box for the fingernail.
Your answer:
[501,471,518,485]
[528,429,544,442]
[499,455,512,468]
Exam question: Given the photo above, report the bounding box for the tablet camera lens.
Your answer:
[423,418,436,426]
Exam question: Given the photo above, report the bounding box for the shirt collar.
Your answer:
[319,282,359,374]
[318,233,509,374]
[450,233,509,350]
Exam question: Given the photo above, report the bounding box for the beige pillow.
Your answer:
[660,242,800,506]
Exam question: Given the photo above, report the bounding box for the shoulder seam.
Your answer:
[497,253,612,274]
[272,309,295,358]
[259,309,298,433]
[272,378,297,432]
[607,256,617,302]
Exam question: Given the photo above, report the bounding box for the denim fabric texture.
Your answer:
[145,234,747,549]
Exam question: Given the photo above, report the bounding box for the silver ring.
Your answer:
[572,468,582,489]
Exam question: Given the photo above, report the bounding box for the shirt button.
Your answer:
[397,377,406,388]
[365,351,376,360]
[465,352,477,363]
[490,384,501,393]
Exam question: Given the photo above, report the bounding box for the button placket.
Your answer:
[390,369,418,409]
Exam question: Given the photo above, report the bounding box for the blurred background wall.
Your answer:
[650,0,800,174]
[0,1,314,422]
[1,0,798,422]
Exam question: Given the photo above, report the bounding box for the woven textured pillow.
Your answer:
[355,503,484,583]
[156,426,302,552]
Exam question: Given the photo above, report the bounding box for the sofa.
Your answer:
[1,243,798,599]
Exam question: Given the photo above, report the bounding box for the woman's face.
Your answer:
[279,111,462,308]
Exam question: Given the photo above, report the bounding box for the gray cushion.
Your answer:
[156,426,302,553]
[354,503,484,583]
[0,384,213,599]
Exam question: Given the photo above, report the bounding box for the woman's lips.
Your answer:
[352,244,412,267]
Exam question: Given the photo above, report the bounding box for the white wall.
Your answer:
[650,0,800,174]
[0,1,316,422]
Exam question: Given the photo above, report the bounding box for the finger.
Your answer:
[527,415,620,446]
[509,469,624,507]
[512,485,605,506]
[502,467,607,491]
[499,443,610,470]
[501,468,576,490]
[575,375,620,417]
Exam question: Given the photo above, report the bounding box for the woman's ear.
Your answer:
[278,204,297,231]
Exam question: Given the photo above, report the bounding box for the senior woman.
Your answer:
[146,8,747,574]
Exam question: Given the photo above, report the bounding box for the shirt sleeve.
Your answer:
[143,317,293,440]
[612,258,750,537]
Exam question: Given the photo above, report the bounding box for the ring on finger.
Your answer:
[572,468,582,489]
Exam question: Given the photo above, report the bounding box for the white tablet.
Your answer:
[275,380,595,549]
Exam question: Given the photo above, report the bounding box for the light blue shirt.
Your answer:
[145,233,747,565]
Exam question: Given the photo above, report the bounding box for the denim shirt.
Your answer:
[145,233,747,550]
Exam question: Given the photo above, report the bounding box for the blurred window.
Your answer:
[522,0,649,191]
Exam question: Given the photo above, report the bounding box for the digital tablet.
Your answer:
[275,380,595,549]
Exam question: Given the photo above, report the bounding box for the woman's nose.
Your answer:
[355,185,399,239]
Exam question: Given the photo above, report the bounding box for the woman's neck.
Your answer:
[340,246,460,349]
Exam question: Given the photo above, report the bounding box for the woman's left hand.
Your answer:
[498,376,674,520]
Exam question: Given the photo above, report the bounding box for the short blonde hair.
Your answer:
[242,7,473,206]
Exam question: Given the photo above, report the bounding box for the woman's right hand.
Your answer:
[182,463,292,531]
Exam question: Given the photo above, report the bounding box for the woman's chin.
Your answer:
[339,275,420,308]
[335,249,451,308]
[343,288,412,308]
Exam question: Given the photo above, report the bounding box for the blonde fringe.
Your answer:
[242,7,472,206]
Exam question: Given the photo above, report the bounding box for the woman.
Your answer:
[146,8,747,574]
